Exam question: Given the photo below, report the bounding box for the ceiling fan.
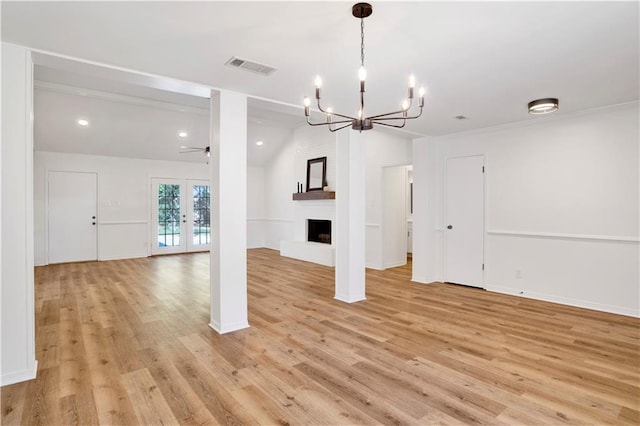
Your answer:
[180,145,210,157]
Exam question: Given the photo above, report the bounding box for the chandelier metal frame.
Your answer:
[303,2,426,132]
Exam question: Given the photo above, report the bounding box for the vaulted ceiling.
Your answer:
[33,63,298,165]
[3,1,639,162]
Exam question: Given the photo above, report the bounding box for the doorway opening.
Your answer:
[381,164,413,269]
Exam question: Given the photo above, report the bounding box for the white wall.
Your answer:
[1,43,37,386]
[263,125,336,250]
[262,124,413,270]
[34,151,210,265]
[413,102,640,317]
[263,129,296,249]
[290,126,337,244]
[247,166,266,248]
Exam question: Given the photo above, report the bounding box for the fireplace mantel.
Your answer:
[292,191,335,201]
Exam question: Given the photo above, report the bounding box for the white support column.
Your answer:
[209,90,249,334]
[1,43,37,386]
[335,129,366,303]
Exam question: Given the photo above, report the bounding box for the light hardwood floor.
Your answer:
[2,248,639,425]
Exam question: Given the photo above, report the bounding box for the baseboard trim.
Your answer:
[411,275,438,284]
[486,285,639,318]
[365,262,384,270]
[334,293,366,304]
[383,260,407,269]
[98,253,148,262]
[1,360,38,386]
[209,321,250,335]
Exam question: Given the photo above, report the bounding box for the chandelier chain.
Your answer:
[360,17,365,67]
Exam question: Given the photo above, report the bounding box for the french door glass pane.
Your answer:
[192,185,211,245]
[158,184,181,247]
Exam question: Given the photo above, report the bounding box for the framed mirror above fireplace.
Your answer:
[306,156,326,191]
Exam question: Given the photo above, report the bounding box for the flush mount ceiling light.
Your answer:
[178,131,188,138]
[303,2,426,132]
[77,119,89,126]
[256,141,264,146]
[528,98,559,115]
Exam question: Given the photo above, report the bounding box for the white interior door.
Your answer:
[445,155,485,287]
[48,171,98,263]
[151,178,211,255]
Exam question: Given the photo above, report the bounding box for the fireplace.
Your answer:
[307,219,331,244]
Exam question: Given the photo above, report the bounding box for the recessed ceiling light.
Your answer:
[528,98,559,115]
[77,119,89,126]
[178,131,188,138]
[454,115,467,120]
[256,141,264,146]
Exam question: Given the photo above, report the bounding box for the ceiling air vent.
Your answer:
[225,56,277,76]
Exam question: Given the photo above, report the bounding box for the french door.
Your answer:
[151,178,211,255]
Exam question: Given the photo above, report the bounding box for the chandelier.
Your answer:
[303,2,426,132]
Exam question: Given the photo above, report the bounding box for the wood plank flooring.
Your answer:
[2,248,639,425]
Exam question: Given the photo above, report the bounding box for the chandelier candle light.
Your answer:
[303,2,426,132]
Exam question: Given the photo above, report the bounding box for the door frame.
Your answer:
[443,154,486,288]
[46,169,99,264]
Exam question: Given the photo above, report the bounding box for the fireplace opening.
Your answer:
[307,219,331,244]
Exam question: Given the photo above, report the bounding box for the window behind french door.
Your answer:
[151,178,211,255]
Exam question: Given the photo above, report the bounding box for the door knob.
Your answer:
[447,225,453,229]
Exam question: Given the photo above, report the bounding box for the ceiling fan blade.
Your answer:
[179,145,205,150]
[179,150,203,154]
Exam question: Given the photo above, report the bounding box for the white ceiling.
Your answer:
[3,1,639,143]
[34,64,298,165]
[34,80,211,163]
